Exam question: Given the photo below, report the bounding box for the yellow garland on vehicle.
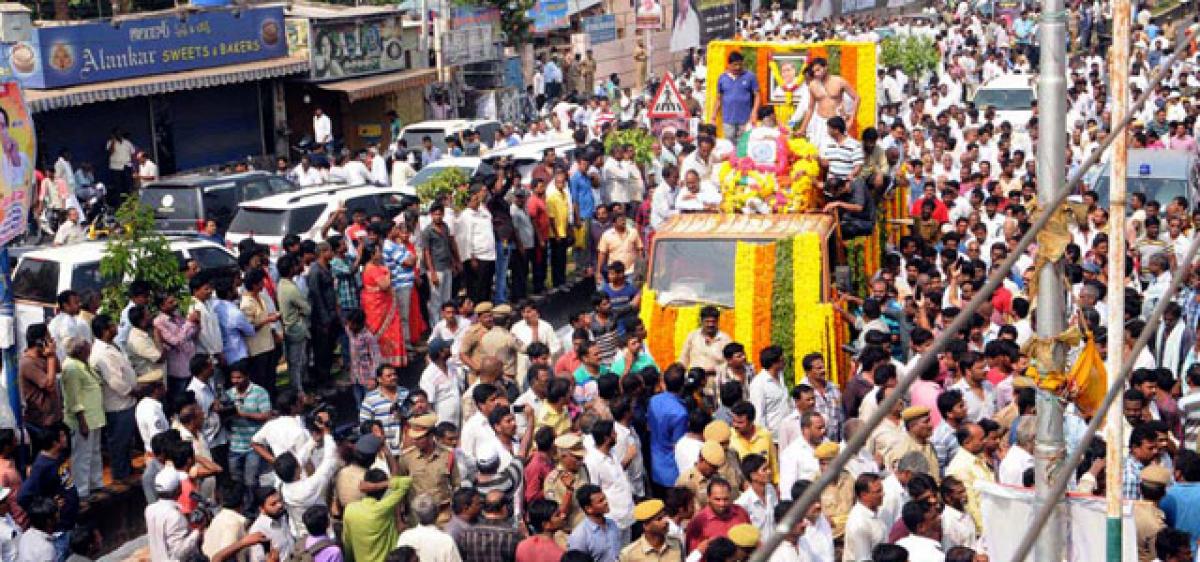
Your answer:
[734,241,757,349]
[674,304,702,359]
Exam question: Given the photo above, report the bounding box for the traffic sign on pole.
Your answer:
[647,73,688,119]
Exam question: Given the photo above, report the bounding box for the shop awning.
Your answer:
[316,68,439,103]
[25,56,312,113]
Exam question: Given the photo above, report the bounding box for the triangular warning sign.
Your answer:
[648,73,688,119]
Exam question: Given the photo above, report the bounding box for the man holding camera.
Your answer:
[277,409,337,538]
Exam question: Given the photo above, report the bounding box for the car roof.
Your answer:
[424,157,484,169]
[238,185,406,210]
[18,237,227,263]
[143,170,276,188]
[978,74,1036,90]
[484,139,575,161]
[401,119,498,133]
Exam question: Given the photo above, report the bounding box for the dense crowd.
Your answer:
[10,1,1200,562]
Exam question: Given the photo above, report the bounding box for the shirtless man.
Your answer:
[797,57,861,148]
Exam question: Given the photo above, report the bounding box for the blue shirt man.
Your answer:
[647,390,688,487]
[714,52,759,135]
[567,489,622,562]
[213,298,255,365]
[1162,477,1200,557]
[570,168,597,221]
[383,239,415,289]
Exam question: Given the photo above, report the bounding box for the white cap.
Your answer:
[154,468,182,494]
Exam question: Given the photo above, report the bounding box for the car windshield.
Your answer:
[973,88,1034,110]
[408,165,476,187]
[650,239,777,307]
[229,206,325,237]
[403,129,449,151]
[141,187,202,220]
[12,259,59,303]
[1093,175,1190,208]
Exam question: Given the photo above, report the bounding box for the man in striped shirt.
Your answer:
[817,116,864,181]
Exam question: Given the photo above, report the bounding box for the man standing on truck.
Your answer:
[679,306,732,373]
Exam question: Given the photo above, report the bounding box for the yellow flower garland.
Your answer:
[734,241,757,349]
[674,304,702,360]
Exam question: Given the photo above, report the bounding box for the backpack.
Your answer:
[292,537,339,562]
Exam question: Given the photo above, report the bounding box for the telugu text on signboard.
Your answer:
[291,16,419,80]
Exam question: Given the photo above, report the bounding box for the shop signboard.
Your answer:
[442,27,500,66]
[0,81,32,246]
[583,14,618,44]
[293,15,419,81]
[3,6,288,89]
[532,0,570,32]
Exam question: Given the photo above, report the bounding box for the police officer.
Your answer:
[396,413,460,525]
[543,433,591,528]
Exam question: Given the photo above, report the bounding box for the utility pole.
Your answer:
[1106,0,1131,557]
[1034,0,1067,559]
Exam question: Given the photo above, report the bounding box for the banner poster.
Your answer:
[0,81,33,247]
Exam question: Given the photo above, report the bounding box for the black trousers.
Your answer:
[468,259,495,304]
[549,237,568,288]
[530,241,548,294]
[311,321,336,386]
[510,248,529,302]
[247,351,276,398]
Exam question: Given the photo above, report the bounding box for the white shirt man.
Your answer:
[998,442,1035,486]
[280,433,338,537]
[878,472,908,530]
[396,520,463,562]
[749,368,792,437]
[584,436,636,529]
[146,471,203,562]
[136,393,169,452]
[89,337,137,414]
[674,434,704,479]
[895,532,946,562]
[649,177,679,230]
[343,159,371,187]
[843,501,886,562]
[419,357,460,428]
[47,310,91,362]
[511,317,562,357]
[53,214,85,246]
[779,437,821,500]
[189,295,223,359]
[292,163,323,187]
[250,414,315,479]
[458,205,496,261]
[313,112,333,144]
[460,410,497,465]
[941,503,977,550]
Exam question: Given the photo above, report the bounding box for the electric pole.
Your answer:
[1033,0,1068,559]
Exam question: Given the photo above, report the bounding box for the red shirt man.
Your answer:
[684,479,750,553]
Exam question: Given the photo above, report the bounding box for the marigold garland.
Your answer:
[734,241,757,349]
[674,305,702,361]
[753,242,776,358]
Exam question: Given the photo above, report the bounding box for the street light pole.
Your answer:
[1034,0,1068,559]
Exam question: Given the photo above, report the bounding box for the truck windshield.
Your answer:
[1093,176,1189,208]
[650,239,774,307]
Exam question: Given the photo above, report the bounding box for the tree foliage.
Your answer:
[98,196,187,315]
[604,127,656,168]
[879,35,940,80]
[416,167,471,209]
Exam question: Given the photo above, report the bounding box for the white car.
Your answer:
[224,185,408,256]
[971,73,1037,129]
[11,238,237,349]
[399,119,502,152]
[401,139,576,194]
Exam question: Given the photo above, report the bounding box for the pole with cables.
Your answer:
[1007,181,1200,562]
[1105,0,1131,554]
[749,24,1199,562]
[1033,0,1068,559]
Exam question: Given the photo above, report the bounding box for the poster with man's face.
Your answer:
[768,53,807,103]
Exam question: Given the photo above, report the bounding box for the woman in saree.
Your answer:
[361,243,407,367]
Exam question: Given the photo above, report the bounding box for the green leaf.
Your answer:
[603,128,656,168]
[416,167,471,210]
[98,196,189,316]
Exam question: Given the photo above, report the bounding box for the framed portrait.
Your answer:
[768,52,808,104]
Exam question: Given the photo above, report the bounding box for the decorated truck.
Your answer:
[637,39,907,385]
